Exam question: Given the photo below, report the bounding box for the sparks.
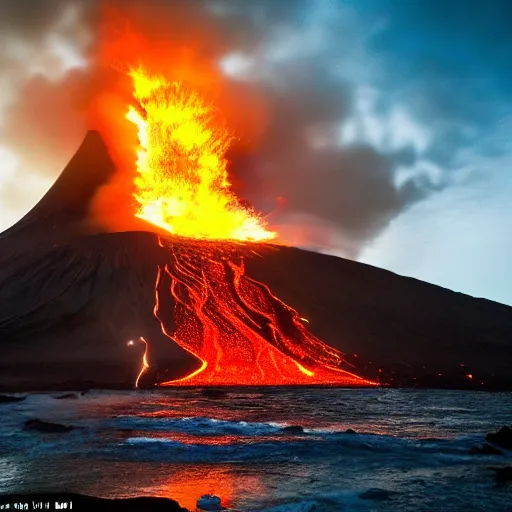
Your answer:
[127,68,276,242]
[134,336,150,388]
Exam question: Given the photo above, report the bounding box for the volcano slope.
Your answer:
[0,131,511,391]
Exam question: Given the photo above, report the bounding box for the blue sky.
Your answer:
[217,0,512,305]
[348,0,512,305]
[0,0,510,305]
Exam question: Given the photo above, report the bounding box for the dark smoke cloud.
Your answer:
[0,0,443,257]
[0,0,96,215]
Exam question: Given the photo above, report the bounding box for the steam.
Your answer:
[0,0,445,257]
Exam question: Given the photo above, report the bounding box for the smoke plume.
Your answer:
[0,0,443,257]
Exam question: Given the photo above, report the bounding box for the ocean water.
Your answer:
[0,388,511,511]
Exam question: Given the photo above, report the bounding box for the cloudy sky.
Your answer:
[0,0,511,306]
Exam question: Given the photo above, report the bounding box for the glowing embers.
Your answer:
[153,239,376,386]
[128,337,150,388]
[126,68,275,242]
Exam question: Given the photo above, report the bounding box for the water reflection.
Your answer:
[155,465,266,510]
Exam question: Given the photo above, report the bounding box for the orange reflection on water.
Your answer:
[128,430,317,446]
[157,464,265,511]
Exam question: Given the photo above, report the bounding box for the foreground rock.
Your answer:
[0,493,188,511]
[201,388,228,399]
[486,426,512,450]
[24,419,73,433]
[470,443,503,455]
[281,425,305,434]
[0,394,26,403]
[197,494,222,511]
[53,393,79,400]
[491,466,512,483]
[359,488,395,501]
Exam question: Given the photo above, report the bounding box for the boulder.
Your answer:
[492,466,512,483]
[201,388,228,399]
[469,443,503,455]
[24,419,73,433]
[53,393,79,400]
[0,394,26,403]
[197,494,222,511]
[486,426,512,450]
[281,425,305,434]
[359,488,394,501]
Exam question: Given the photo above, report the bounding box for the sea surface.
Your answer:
[0,388,511,511]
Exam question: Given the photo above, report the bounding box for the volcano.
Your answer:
[1,131,512,391]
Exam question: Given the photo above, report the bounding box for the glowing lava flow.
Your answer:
[128,337,150,388]
[152,238,375,386]
[125,68,375,387]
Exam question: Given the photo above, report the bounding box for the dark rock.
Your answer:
[24,419,73,433]
[486,426,512,450]
[201,388,228,399]
[0,394,26,403]
[345,428,357,434]
[0,493,188,511]
[80,390,89,396]
[359,488,394,501]
[491,466,512,483]
[53,393,79,400]
[197,494,222,511]
[281,425,305,433]
[469,443,503,455]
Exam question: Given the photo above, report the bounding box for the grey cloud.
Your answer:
[0,0,446,256]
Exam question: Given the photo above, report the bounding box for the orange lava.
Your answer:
[135,337,150,388]
[152,238,374,386]
[125,68,375,387]
[127,67,275,242]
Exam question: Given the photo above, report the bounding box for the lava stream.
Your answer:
[152,239,374,386]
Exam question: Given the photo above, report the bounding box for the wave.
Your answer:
[114,415,282,436]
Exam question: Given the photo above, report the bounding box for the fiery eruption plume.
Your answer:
[127,67,275,242]
[125,68,374,387]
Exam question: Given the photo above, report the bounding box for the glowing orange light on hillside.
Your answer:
[151,238,376,387]
[126,67,276,242]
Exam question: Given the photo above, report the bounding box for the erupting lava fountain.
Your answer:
[117,67,375,387]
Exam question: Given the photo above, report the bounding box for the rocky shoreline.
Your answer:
[0,493,189,511]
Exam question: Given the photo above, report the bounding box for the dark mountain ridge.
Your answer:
[1,131,511,390]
